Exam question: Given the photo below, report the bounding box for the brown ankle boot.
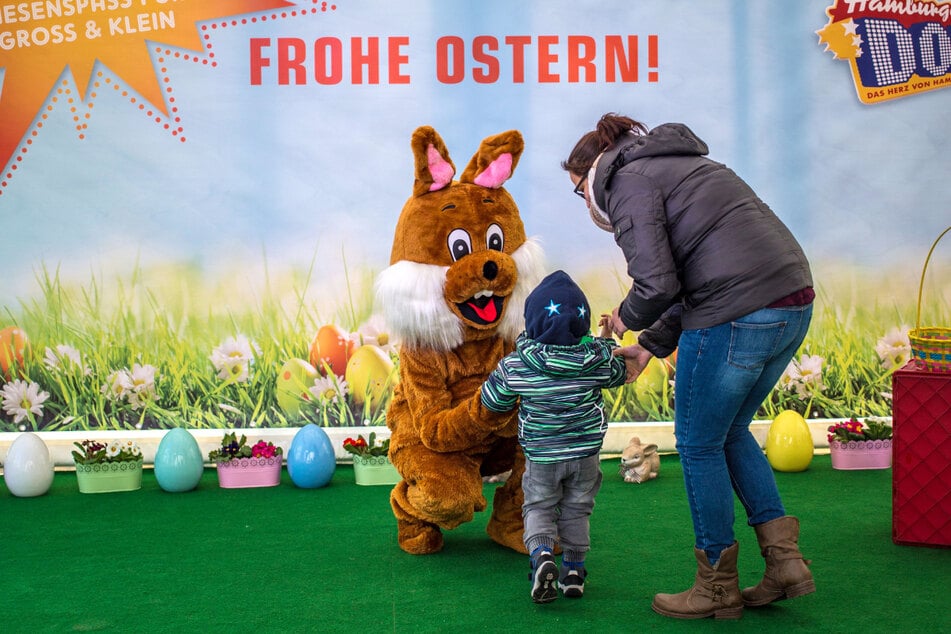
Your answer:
[652,542,743,620]
[742,516,815,606]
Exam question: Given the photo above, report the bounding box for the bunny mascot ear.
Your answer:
[459,130,524,188]
[411,126,456,197]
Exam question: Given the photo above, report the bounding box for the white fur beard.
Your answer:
[376,237,546,352]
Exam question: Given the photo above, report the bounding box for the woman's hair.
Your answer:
[561,113,648,175]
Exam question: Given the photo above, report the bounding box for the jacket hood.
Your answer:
[523,270,591,346]
[515,332,615,378]
[593,123,709,210]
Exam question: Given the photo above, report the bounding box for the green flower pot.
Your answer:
[352,455,401,486]
[75,459,144,494]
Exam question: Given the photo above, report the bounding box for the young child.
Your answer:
[481,270,631,604]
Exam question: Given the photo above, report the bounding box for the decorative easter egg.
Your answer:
[309,324,355,377]
[3,432,54,497]
[765,410,814,472]
[0,326,29,379]
[276,358,319,418]
[345,345,395,407]
[153,428,205,492]
[286,424,336,489]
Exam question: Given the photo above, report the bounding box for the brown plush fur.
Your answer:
[377,126,546,555]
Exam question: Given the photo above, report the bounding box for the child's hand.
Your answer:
[598,314,614,339]
[599,308,628,339]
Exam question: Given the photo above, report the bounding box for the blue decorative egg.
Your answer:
[3,432,54,497]
[153,428,205,492]
[287,424,335,489]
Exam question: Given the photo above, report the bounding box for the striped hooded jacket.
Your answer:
[481,332,626,463]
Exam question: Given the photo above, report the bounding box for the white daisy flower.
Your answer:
[102,370,132,401]
[1,379,50,424]
[351,315,399,355]
[43,344,91,375]
[106,442,121,458]
[777,360,801,392]
[777,354,826,398]
[309,375,350,404]
[874,325,911,370]
[210,335,259,383]
[792,354,826,398]
[126,363,159,410]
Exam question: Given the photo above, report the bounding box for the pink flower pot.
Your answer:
[215,456,283,488]
[830,440,892,470]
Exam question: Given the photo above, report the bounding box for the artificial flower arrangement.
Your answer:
[71,438,144,493]
[342,432,390,458]
[826,417,893,444]
[71,439,142,464]
[208,432,283,463]
[343,431,399,486]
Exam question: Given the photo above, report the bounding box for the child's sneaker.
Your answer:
[560,564,587,598]
[529,551,559,604]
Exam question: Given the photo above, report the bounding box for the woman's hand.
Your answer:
[609,306,628,337]
[613,344,653,383]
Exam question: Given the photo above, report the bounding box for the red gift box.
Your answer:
[891,361,951,548]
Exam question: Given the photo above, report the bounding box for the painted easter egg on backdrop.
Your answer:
[765,410,814,472]
[309,324,355,377]
[3,432,54,497]
[0,326,29,379]
[276,358,319,418]
[287,423,336,489]
[345,345,395,407]
[153,428,205,492]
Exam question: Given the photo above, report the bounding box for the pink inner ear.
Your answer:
[473,153,512,188]
[427,144,454,191]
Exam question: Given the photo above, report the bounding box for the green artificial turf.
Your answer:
[2,454,949,633]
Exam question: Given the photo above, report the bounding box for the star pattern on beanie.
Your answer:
[545,300,561,316]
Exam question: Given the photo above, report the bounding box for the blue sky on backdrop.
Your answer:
[1,0,948,306]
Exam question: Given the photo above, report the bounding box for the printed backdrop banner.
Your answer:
[0,0,949,432]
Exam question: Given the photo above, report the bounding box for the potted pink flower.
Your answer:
[209,432,284,488]
[827,418,892,470]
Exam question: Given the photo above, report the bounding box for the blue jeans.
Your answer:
[522,454,602,555]
[674,304,813,563]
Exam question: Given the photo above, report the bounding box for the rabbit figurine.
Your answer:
[619,436,660,483]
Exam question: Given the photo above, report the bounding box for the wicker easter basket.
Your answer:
[909,226,951,373]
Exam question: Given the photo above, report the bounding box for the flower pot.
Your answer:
[830,440,892,470]
[75,460,144,493]
[215,456,283,488]
[352,455,401,486]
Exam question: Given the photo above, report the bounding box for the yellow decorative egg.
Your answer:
[276,358,319,418]
[765,410,814,472]
[345,345,395,407]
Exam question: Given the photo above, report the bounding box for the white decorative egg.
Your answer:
[3,432,55,497]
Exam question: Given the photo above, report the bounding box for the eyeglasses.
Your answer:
[573,175,587,199]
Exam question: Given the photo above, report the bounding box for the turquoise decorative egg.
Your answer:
[153,428,205,492]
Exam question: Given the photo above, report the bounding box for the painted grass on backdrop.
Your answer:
[2,259,949,432]
[4,261,387,431]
